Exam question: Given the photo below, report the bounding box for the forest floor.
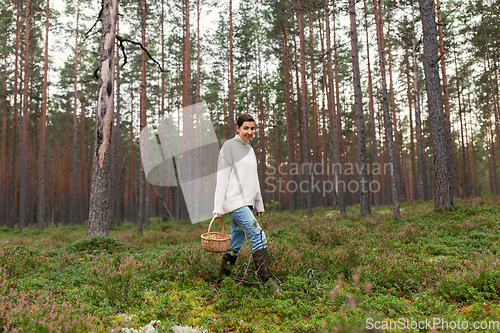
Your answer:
[1,196,500,332]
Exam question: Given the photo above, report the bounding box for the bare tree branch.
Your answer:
[116,35,164,72]
[84,5,103,41]
[82,33,163,82]
[81,67,99,83]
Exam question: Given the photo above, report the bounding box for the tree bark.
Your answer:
[129,84,135,221]
[325,0,345,214]
[72,0,81,224]
[486,95,498,194]
[318,11,331,207]
[138,0,148,232]
[179,0,191,221]
[349,0,371,216]
[282,23,296,211]
[483,19,500,187]
[458,101,469,197]
[297,0,313,217]
[8,0,21,229]
[79,84,87,222]
[373,0,400,220]
[412,0,428,201]
[435,0,458,198]
[228,0,235,135]
[158,0,166,222]
[256,33,267,206]
[418,0,453,209]
[114,19,122,226]
[19,0,31,230]
[387,24,404,200]
[333,6,344,183]
[405,42,417,201]
[37,0,50,231]
[292,15,302,210]
[309,16,321,206]
[466,101,477,197]
[363,0,380,207]
[0,49,7,226]
[87,0,118,237]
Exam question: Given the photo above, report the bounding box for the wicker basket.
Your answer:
[201,216,231,253]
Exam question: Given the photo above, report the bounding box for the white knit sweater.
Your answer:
[213,134,265,215]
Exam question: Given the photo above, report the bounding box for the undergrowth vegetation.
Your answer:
[1,197,500,332]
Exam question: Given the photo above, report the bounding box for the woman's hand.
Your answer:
[256,212,263,219]
[213,212,221,218]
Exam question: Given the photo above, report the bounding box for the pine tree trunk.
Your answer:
[114,20,122,226]
[435,0,458,198]
[363,0,380,207]
[469,112,478,197]
[8,0,21,229]
[79,85,87,221]
[412,0,428,201]
[297,0,313,217]
[318,11,331,207]
[138,0,147,232]
[0,58,6,225]
[387,25,404,200]
[256,34,267,206]
[349,0,371,216]
[87,0,118,237]
[405,40,417,201]
[19,0,31,230]
[282,24,296,211]
[63,94,70,225]
[71,0,81,225]
[489,131,496,194]
[486,99,498,194]
[418,0,453,209]
[457,95,469,197]
[464,102,474,198]
[325,0,345,214]
[483,20,500,185]
[333,7,344,181]
[37,0,50,231]
[179,0,191,221]
[373,0,400,220]
[129,85,135,221]
[309,16,321,206]
[228,0,235,135]
[292,17,302,210]
[183,0,191,109]
[196,0,200,105]
[158,0,166,222]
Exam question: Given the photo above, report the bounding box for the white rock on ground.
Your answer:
[171,326,208,333]
[121,321,207,333]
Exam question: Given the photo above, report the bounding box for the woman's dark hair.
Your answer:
[236,113,256,127]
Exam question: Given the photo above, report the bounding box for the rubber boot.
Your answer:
[252,248,282,295]
[216,253,237,286]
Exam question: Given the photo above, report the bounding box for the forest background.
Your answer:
[0,0,498,232]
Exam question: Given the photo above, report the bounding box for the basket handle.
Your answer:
[207,216,225,235]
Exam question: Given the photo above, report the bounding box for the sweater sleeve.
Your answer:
[254,184,265,213]
[213,150,231,214]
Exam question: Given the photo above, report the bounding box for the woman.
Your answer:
[213,113,281,293]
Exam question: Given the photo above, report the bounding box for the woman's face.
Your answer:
[237,121,256,141]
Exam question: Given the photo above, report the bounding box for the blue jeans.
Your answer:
[225,206,267,256]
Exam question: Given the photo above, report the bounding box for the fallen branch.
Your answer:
[307,268,322,297]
